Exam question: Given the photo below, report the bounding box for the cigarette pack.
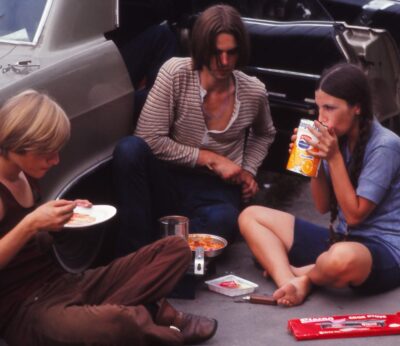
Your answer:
[288,312,400,340]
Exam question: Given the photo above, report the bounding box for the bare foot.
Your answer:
[272,276,312,307]
[290,264,315,277]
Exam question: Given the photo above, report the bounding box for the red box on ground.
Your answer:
[288,312,400,340]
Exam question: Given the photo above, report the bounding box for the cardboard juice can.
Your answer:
[286,119,321,177]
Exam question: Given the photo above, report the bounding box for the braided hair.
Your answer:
[316,63,373,243]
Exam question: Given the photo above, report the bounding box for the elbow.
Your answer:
[345,215,364,227]
[346,219,361,227]
[316,206,329,215]
[314,202,329,215]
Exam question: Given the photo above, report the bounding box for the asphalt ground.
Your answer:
[170,173,400,346]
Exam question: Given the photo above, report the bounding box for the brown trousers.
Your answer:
[4,236,191,346]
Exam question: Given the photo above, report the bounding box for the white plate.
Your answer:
[64,205,117,229]
[205,274,258,297]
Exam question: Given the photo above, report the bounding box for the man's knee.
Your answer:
[113,136,150,169]
[210,204,239,227]
[152,236,192,265]
[192,204,239,239]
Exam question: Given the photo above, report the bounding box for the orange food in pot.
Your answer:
[188,235,224,252]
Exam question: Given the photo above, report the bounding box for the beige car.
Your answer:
[0,0,134,202]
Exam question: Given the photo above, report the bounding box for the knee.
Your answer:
[238,206,263,235]
[150,237,191,270]
[113,136,150,168]
[204,204,239,240]
[163,236,192,264]
[318,245,355,279]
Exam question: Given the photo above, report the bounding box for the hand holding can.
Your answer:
[286,119,321,177]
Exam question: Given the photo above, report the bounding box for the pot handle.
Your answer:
[194,247,205,275]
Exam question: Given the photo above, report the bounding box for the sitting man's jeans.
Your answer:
[113,136,241,256]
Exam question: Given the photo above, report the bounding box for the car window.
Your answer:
[0,0,49,44]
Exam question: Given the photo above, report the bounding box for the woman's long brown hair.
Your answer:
[316,63,373,243]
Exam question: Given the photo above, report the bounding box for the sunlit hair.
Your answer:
[191,4,249,70]
[317,63,373,243]
[0,90,70,156]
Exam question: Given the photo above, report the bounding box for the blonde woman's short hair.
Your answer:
[0,90,70,155]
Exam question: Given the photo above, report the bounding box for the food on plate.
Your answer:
[219,280,240,289]
[188,235,225,252]
[66,212,96,226]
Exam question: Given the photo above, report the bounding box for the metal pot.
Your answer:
[189,233,227,275]
[188,233,228,256]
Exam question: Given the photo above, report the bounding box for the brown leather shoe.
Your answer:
[156,300,218,344]
[174,311,218,344]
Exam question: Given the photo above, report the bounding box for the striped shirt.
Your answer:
[135,57,276,175]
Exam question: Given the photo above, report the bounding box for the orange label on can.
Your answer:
[286,119,321,177]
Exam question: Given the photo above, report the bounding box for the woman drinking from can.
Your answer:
[239,63,400,306]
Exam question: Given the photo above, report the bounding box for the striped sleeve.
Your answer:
[135,58,200,166]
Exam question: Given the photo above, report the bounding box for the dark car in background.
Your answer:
[1,0,400,273]
[183,0,400,170]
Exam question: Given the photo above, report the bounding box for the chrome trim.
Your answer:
[32,0,53,45]
[116,0,120,27]
[243,18,345,28]
[55,156,112,199]
[268,91,287,98]
[335,34,351,61]
[249,66,320,80]
[304,98,316,104]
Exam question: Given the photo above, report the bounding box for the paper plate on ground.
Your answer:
[64,205,117,229]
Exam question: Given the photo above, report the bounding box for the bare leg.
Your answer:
[273,276,312,306]
[307,241,373,288]
[239,206,296,288]
[240,206,314,306]
[239,207,373,307]
[273,241,372,306]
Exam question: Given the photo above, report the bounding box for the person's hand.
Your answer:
[210,155,242,181]
[198,150,242,181]
[288,128,298,154]
[23,199,76,233]
[307,121,340,161]
[74,199,92,208]
[235,170,259,202]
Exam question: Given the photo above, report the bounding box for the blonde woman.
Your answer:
[0,90,217,345]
